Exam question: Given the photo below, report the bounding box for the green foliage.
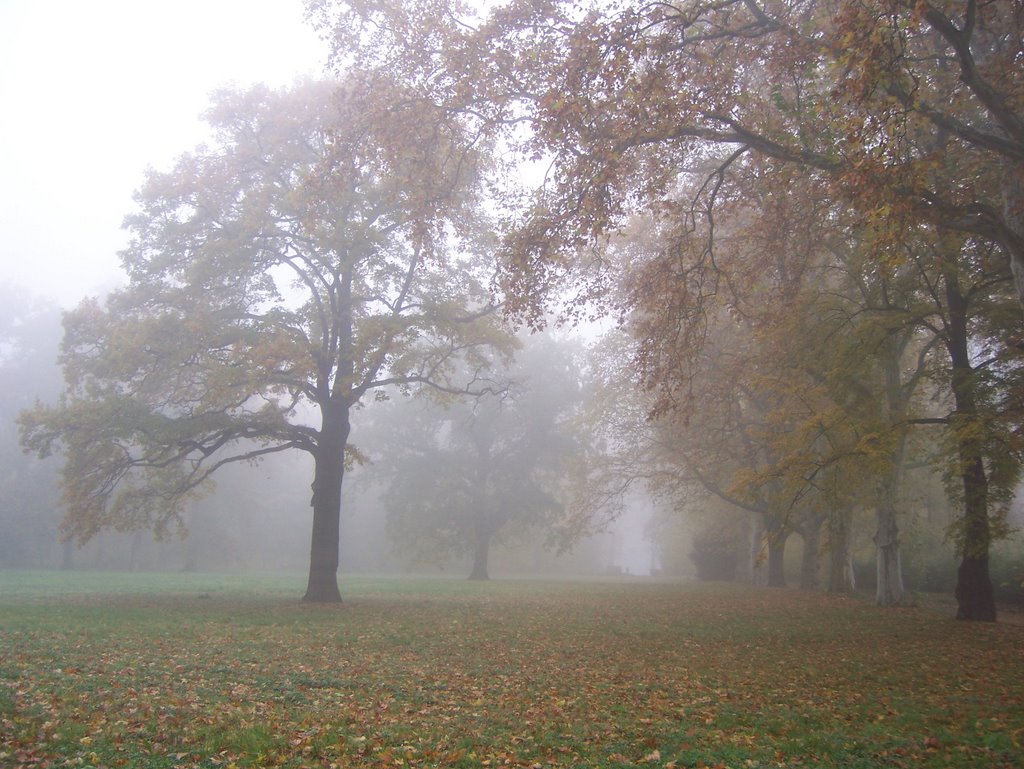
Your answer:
[2,574,1024,767]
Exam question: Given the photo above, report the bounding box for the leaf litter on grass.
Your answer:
[0,578,1022,768]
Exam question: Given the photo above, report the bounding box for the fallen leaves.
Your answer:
[0,580,1022,768]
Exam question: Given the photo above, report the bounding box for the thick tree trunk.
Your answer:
[827,505,856,594]
[874,504,904,606]
[954,449,996,621]
[303,403,350,603]
[874,465,905,605]
[944,266,997,621]
[956,554,996,621]
[468,528,492,581]
[798,516,822,590]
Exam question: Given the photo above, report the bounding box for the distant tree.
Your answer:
[371,333,584,579]
[0,286,63,567]
[20,78,511,602]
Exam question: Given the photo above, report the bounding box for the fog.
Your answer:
[0,287,660,579]
[0,0,326,307]
[3,3,1016,610]
[0,3,665,581]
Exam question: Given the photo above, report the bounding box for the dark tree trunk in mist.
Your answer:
[874,467,905,605]
[758,516,787,588]
[828,506,856,594]
[956,552,995,621]
[798,516,822,590]
[469,527,492,581]
[945,267,997,622]
[303,403,350,603]
[874,333,907,606]
[874,505,904,606]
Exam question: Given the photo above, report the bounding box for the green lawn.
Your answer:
[1,572,1021,768]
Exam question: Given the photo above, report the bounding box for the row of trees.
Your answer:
[18,1,1024,619]
[305,0,1024,620]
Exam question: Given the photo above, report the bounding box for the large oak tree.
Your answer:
[20,78,509,602]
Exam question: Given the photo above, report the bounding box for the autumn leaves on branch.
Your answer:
[309,0,1024,618]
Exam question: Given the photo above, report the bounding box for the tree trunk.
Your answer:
[798,515,822,590]
[303,402,350,603]
[767,532,786,588]
[944,265,997,621]
[874,504,904,606]
[468,527,492,581]
[827,505,856,594]
[956,553,996,621]
[874,332,908,606]
[745,516,768,586]
[1002,160,1024,307]
[953,444,996,621]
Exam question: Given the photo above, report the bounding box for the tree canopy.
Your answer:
[310,0,1024,618]
[21,78,511,601]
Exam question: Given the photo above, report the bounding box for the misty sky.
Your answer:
[0,0,328,308]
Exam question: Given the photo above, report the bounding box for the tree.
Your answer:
[20,78,510,602]
[311,0,1024,303]
[370,332,583,579]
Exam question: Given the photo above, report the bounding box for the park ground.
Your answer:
[0,572,1022,768]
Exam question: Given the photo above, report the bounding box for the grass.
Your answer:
[0,572,1022,768]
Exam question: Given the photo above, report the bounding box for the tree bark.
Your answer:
[468,527,492,581]
[303,402,350,603]
[798,515,822,590]
[827,505,856,594]
[952,433,996,621]
[956,552,996,621]
[944,265,997,621]
[765,517,787,588]
[874,503,905,606]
